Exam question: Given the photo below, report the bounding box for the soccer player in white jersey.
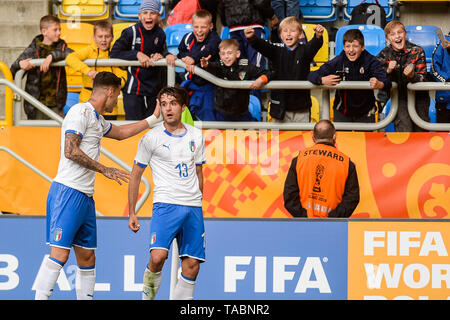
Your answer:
[34,72,163,300]
[128,86,206,300]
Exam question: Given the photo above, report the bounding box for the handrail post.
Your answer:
[0,61,14,126]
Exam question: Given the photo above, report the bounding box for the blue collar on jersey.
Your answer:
[164,127,187,138]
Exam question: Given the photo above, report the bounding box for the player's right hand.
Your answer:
[103,167,130,185]
[128,214,140,233]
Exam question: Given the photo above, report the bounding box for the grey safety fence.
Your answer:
[0,78,151,215]
[12,58,405,131]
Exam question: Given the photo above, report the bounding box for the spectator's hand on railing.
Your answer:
[137,52,152,68]
[40,55,53,73]
[165,54,177,67]
[19,58,35,71]
[321,75,341,86]
[369,77,384,90]
[150,53,163,66]
[200,55,211,68]
[250,77,265,89]
[244,27,255,39]
[314,24,325,38]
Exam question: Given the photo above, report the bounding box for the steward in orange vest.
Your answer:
[283,120,360,218]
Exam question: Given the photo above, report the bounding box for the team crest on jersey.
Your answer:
[54,228,63,242]
[238,71,246,80]
[360,67,364,74]
[136,37,141,45]
[189,140,196,152]
[154,37,159,45]
[151,232,156,245]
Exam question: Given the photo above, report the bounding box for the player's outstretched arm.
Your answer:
[128,163,146,233]
[106,99,163,141]
[64,132,130,185]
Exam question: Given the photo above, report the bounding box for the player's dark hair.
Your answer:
[157,86,190,107]
[92,71,121,90]
[313,120,336,141]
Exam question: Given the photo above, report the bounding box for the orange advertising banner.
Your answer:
[0,127,449,218]
[348,221,450,300]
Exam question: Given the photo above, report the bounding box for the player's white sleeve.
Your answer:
[64,105,89,138]
[195,133,206,165]
[134,134,153,168]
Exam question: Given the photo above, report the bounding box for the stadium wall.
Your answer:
[0,216,448,300]
[1,127,449,219]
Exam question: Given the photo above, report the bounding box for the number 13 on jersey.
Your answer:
[175,163,189,177]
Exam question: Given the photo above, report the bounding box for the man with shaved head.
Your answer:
[283,120,360,218]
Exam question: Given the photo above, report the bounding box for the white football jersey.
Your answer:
[53,102,112,196]
[134,122,205,207]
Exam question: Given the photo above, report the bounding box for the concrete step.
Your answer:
[0,0,49,24]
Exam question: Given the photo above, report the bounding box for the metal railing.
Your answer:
[0,78,151,215]
[0,61,14,126]
[12,58,405,131]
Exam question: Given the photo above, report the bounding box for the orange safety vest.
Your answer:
[296,143,349,218]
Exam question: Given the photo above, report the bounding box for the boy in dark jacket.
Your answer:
[11,15,72,120]
[245,16,324,122]
[430,32,450,123]
[219,0,278,68]
[377,20,429,131]
[200,39,270,121]
[166,9,221,121]
[308,28,391,123]
[110,0,175,120]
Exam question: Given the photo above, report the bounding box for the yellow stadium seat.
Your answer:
[112,22,134,46]
[61,22,94,92]
[115,96,126,120]
[310,96,320,123]
[302,24,329,71]
[58,0,109,21]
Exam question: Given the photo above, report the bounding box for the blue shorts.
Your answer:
[46,182,97,250]
[150,203,205,262]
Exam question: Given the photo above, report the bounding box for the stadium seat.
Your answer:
[334,24,386,57]
[57,0,109,21]
[381,97,437,132]
[164,23,193,72]
[112,22,135,46]
[405,25,440,72]
[310,96,320,123]
[60,22,94,92]
[63,92,80,114]
[248,94,261,121]
[114,0,165,21]
[343,0,394,23]
[299,0,338,23]
[303,24,329,71]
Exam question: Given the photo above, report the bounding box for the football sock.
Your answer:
[34,256,64,300]
[142,268,162,300]
[171,273,196,300]
[75,265,96,300]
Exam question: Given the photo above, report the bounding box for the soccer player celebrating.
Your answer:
[34,71,162,300]
[128,86,206,300]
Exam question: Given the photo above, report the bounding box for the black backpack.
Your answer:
[349,0,387,28]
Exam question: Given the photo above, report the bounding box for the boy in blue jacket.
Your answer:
[110,0,175,120]
[167,9,221,121]
[308,28,391,123]
[431,32,450,123]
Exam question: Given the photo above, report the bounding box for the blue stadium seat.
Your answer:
[63,92,80,115]
[248,95,261,121]
[114,0,165,21]
[382,97,437,132]
[334,24,386,57]
[343,0,394,22]
[405,25,440,72]
[299,0,338,23]
[165,24,193,72]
